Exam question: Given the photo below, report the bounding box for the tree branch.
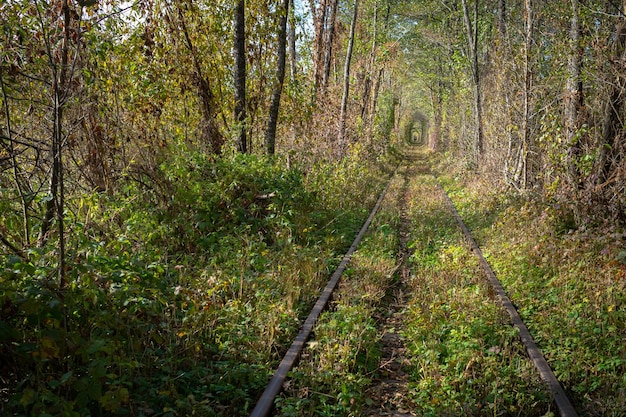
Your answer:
[0,228,28,261]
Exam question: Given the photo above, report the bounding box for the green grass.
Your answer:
[437,154,626,417]
[402,151,551,416]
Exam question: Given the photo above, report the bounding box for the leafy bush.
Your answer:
[1,143,393,416]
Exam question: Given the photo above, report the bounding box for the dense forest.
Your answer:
[1,0,625,416]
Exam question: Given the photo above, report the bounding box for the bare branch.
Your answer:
[0,227,28,261]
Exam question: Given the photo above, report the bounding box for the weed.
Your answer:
[0,144,395,416]
[275,165,403,416]
[437,151,626,416]
[402,151,551,416]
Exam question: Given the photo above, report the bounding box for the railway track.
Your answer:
[250,148,579,417]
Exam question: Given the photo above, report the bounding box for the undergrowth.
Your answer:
[435,152,626,417]
[275,162,403,416]
[0,142,398,416]
[402,151,551,416]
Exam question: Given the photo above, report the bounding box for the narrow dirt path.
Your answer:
[363,151,421,417]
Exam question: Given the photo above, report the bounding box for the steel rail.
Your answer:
[439,184,579,417]
[249,167,399,417]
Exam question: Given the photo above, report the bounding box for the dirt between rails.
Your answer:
[363,153,423,417]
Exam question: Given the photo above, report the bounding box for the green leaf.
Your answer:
[61,371,73,384]
[20,388,36,407]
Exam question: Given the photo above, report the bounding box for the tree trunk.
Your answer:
[288,0,297,82]
[368,67,384,138]
[362,0,378,121]
[234,0,247,153]
[461,0,483,163]
[597,0,626,185]
[0,64,32,249]
[429,84,442,152]
[565,0,584,188]
[265,0,290,155]
[321,0,338,93]
[522,0,534,188]
[38,0,72,286]
[176,4,224,155]
[498,0,506,38]
[338,0,359,156]
[310,0,329,97]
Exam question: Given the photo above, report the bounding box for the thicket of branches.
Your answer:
[0,0,400,277]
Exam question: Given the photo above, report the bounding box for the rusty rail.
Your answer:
[250,158,578,417]
[249,168,398,417]
[439,184,579,417]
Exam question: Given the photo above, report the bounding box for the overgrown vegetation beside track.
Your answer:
[434,152,626,417]
[5,141,624,417]
[0,144,399,416]
[400,151,551,416]
[275,161,404,416]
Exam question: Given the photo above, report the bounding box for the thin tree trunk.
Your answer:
[310,0,328,97]
[0,65,32,247]
[461,0,483,163]
[429,84,442,152]
[598,0,626,185]
[498,0,506,38]
[176,4,224,155]
[234,0,247,153]
[38,0,72,286]
[368,1,391,137]
[288,0,297,82]
[338,0,359,156]
[321,0,338,92]
[368,67,384,138]
[362,0,378,121]
[565,0,584,187]
[265,0,290,155]
[522,0,534,189]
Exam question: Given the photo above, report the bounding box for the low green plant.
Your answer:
[275,166,403,416]
[402,155,551,416]
[0,142,395,416]
[437,151,626,416]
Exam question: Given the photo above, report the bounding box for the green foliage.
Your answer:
[439,153,626,416]
[275,165,401,416]
[0,142,392,416]
[402,164,550,416]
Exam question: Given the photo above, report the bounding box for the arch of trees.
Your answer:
[2,0,626,415]
[397,0,626,224]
